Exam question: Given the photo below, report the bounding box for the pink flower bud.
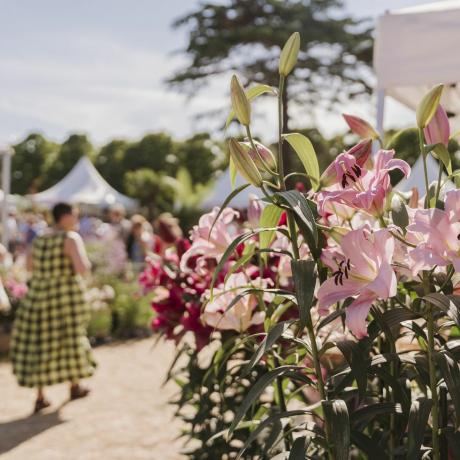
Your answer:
[343,114,379,140]
[241,140,277,172]
[424,104,450,147]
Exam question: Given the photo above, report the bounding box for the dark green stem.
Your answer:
[423,272,440,459]
[434,159,443,206]
[419,129,430,204]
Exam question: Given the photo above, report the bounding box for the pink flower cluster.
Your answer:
[314,106,458,338]
[140,206,297,349]
[4,278,28,301]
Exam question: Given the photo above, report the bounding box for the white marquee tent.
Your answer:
[374,0,460,134]
[29,156,137,210]
[374,0,460,193]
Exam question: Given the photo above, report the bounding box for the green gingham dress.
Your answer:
[11,231,96,387]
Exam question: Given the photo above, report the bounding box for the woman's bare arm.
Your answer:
[64,232,91,275]
[26,248,33,272]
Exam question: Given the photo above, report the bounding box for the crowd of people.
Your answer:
[2,203,183,270]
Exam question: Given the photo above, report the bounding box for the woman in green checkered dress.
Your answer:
[11,203,96,412]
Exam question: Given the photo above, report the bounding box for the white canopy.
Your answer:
[202,170,259,209]
[30,156,137,210]
[374,1,460,132]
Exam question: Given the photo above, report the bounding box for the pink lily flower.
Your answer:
[424,104,450,147]
[318,149,410,217]
[202,273,269,332]
[317,226,397,339]
[180,207,241,273]
[407,189,460,275]
[320,139,372,187]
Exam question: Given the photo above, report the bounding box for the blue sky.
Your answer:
[0,0,435,145]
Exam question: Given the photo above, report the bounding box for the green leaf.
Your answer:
[435,351,460,427]
[226,84,277,128]
[432,143,452,175]
[381,307,418,329]
[291,260,316,330]
[228,366,307,438]
[322,400,350,460]
[351,431,387,460]
[235,410,313,460]
[208,182,250,236]
[210,227,280,293]
[407,398,432,460]
[229,157,237,188]
[335,341,367,399]
[424,293,460,328]
[282,133,320,190]
[288,436,308,459]
[276,190,318,252]
[391,198,409,232]
[259,204,283,263]
[224,244,255,284]
[350,402,401,427]
[243,321,294,376]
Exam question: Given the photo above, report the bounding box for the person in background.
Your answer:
[108,203,131,246]
[152,213,183,256]
[126,214,152,268]
[10,202,95,413]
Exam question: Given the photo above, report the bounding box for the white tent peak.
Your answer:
[30,156,137,210]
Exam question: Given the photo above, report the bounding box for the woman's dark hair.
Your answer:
[52,202,73,223]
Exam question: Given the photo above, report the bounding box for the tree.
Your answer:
[169,0,373,128]
[94,139,129,193]
[175,133,226,185]
[124,169,176,219]
[11,133,58,194]
[122,133,175,175]
[42,134,94,189]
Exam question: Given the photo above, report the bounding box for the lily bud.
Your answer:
[279,32,300,76]
[228,139,263,188]
[424,104,450,147]
[241,140,277,172]
[230,75,251,126]
[416,84,444,128]
[343,114,379,140]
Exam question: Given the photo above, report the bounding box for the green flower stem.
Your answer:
[306,315,333,460]
[274,355,292,450]
[276,72,331,456]
[423,272,440,460]
[419,128,430,204]
[434,159,443,206]
[278,75,286,180]
[419,129,440,458]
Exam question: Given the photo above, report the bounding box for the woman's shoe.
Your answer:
[34,398,51,414]
[70,384,90,400]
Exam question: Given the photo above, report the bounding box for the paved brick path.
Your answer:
[0,339,185,460]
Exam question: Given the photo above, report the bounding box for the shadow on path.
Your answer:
[0,403,69,455]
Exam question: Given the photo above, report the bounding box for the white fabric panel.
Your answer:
[30,157,137,209]
[375,2,460,90]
